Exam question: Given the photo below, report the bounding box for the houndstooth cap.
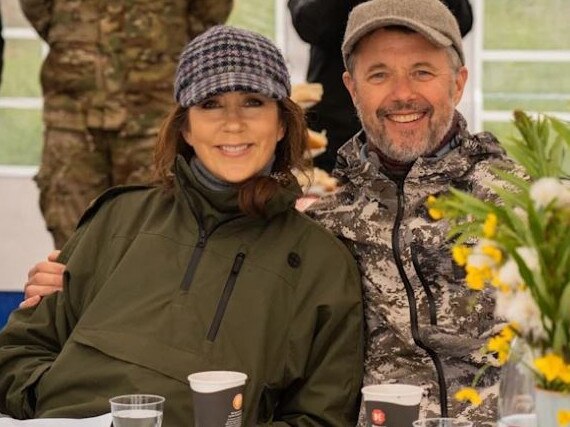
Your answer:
[174,25,291,107]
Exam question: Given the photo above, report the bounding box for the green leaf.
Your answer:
[552,319,570,355]
[550,116,570,148]
[559,282,570,324]
[492,168,530,193]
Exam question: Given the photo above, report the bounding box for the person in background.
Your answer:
[307,0,506,425]
[0,3,4,87]
[0,26,363,426]
[288,0,473,173]
[19,0,233,249]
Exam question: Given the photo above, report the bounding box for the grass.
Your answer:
[0,0,568,166]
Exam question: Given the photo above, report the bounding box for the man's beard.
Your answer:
[356,99,454,163]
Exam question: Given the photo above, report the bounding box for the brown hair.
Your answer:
[153,97,310,216]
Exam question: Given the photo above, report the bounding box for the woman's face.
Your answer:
[183,91,285,183]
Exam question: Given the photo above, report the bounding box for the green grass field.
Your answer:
[0,0,568,165]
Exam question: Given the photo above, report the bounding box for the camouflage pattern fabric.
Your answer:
[19,0,233,247]
[308,113,509,427]
[35,127,156,248]
[19,0,233,136]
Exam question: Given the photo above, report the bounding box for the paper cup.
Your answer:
[188,371,247,427]
[362,384,423,427]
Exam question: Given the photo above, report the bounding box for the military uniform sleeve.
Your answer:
[186,0,233,40]
[18,0,53,40]
[272,236,364,426]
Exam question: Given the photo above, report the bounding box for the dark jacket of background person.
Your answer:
[288,0,474,172]
[0,4,4,87]
[0,157,364,426]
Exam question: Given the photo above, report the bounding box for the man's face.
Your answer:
[343,29,468,162]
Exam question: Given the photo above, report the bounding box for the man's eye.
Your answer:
[368,71,388,82]
[413,70,434,80]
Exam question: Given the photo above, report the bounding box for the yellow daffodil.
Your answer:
[429,208,444,220]
[535,353,567,383]
[500,325,517,341]
[486,325,516,365]
[454,387,482,407]
[483,213,498,238]
[482,245,503,264]
[486,336,510,365]
[452,245,471,267]
[465,265,492,291]
[558,410,570,426]
[426,196,444,220]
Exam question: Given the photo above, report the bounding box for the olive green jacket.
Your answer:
[19,0,233,135]
[0,158,363,426]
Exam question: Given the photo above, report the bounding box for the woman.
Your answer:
[0,26,363,426]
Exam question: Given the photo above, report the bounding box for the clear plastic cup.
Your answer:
[109,394,165,427]
[413,418,473,427]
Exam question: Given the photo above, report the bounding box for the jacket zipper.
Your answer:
[207,252,246,341]
[180,228,208,291]
[410,243,438,326]
[392,181,449,417]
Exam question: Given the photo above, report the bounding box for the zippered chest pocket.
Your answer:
[207,252,246,341]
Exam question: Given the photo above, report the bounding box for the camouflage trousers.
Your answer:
[35,127,156,249]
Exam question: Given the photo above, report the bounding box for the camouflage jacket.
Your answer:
[308,114,508,426]
[19,0,233,136]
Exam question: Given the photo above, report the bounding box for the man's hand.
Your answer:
[20,250,65,308]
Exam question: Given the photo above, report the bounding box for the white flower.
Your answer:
[502,289,546,340]
[467,253,494,269]
[529,177,570,209]
[467,239,502,268]
[497,258,523,289]
[495,290,514,319]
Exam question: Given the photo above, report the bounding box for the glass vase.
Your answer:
[497,338,536,427]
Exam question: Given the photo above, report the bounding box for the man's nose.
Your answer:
[390,75,415,101]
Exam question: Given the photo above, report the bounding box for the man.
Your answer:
[20,0,505,424]
[20,0,233,248]
[307,0,506,424]
[288,0,473,172]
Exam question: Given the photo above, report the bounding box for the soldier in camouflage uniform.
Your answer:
[19,0,233,248]
[308,0,507,425]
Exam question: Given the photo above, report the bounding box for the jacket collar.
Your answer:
[173,155,300,232]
